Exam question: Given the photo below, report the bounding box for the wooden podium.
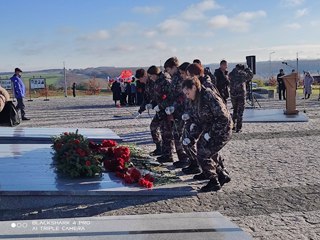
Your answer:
[282,72,299,115]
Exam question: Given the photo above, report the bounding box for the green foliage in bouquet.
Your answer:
[51,130,103,178]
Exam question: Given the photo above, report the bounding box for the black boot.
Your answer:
[182,164,201,175]
[199,177,221,192]
[157,155,174,163]
[193,172,209,180]
[173,160,190,168]
[217,169,231,186]
[149,143,162,156]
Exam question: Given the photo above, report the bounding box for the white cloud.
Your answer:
[208,10,266,32]
[181,0,220,20]
[144,30,157,38]
[208,15,229,28]
[132,6,162,15]
[78,30,110,41]
[113,22,137,36]
[109,45,135,52]
[281,0,305,7]
[148,41,168,51]
[295,8,309,18]
[158,19,187,36]
[236,11,267,21]
[310,20,320,27]
[285,23,301,29]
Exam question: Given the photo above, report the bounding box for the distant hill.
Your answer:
[1,59,319,87]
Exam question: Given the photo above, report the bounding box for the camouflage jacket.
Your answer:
[138,78,155,114]
[229,67,253,97]
[152,72,172,114]
[169,72,186,119]
[184,87,233,142]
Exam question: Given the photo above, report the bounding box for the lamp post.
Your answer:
[269,51,275,79]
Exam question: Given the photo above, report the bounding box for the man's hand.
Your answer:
[153,105,160,112]
[182,138,191,146]
[146,104,153,110]
[204,133,211,141]
[182,113,190,121]
[132,112,141,118]
[165,106,175,115]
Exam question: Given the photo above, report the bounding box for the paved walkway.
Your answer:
[0,212,252,240]
[1,95,320,240]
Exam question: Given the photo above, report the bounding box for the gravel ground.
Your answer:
[1,94,320,240]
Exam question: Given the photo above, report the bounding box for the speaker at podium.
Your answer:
[281,72,299,115]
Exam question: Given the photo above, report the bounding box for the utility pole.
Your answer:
[63,61,67,97]
[269,51,275,79]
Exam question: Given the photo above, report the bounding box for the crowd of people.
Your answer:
[111,57,253,192]
[111,78,145,107]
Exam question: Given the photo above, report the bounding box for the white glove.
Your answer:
[190,123,196,131]
[146,104,153,110]
[165,106,175,115]
[154,105,160,112]
[132,112,141,118]
[183,138,191,146]
[182,113,190,121]
[204,133,211,141]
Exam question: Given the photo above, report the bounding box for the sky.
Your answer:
[1,0,320,71]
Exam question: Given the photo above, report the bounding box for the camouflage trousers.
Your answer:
[172,118,189,161]
[150,115,163,145]
[196,131,232,179]
[150,113,174,156]
[231,95,245,131]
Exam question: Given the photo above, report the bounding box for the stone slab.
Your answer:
[0,127,122,144]
[0,212,252,240]
[243,109,308,122]
[0,144,195,196]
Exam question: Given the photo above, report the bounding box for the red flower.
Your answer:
[129,168,142,182]
[104,159,118,172]
[162,94,167,100]
[115,171,125,179]
[85,160,91,166]
[114,147,130,162]
[54,142,63,150]
[144,173,155,182]
[76,148,87,157]
[102,140,117,148]
[138,178,153,188]
[124,175,133,184]
[64,132,69,136]
[74,139,80,145]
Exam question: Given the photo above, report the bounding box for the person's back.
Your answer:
[0,86,10,112]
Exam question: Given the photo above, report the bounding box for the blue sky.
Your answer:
[1,0,319,71]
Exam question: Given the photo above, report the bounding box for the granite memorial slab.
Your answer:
[0,144,194,196]
[243,109,308,122]
[0,212,252,240]
[0,127,122,144]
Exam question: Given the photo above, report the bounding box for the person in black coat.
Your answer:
[111,80,121,106]
[277,69,286,100]
[214,60,230,104]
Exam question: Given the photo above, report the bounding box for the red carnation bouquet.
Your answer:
[52,132,155,188]
[97,142,154,189]
[52,131,103,178]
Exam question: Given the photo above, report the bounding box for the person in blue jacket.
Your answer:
[10,68,30,120]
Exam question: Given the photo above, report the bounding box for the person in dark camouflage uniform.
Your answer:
[186,63,215,90]
[147,65,174,163]
[164,57,189,168]
[214,60,230,104]
[133,68,163,156]
[182,77,233,192]
[229,64,254,133]
[178,62,190,80]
